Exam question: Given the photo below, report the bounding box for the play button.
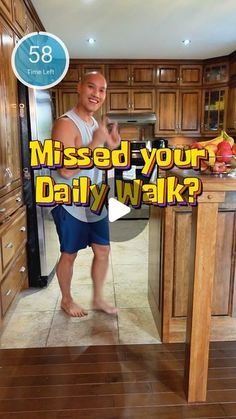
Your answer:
[108,197,131,222]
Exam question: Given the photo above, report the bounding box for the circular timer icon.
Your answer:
[11,32,69,89]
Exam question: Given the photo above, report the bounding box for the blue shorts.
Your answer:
[51,206,110,254]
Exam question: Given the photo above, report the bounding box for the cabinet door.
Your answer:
[106,89,130,113]
[180,65,202,86]
[156,65,179,86]
[227,86,236,133]
[203,62,229,85]
[156,90,178,134]
[25,10,34,35]
[106,65,130,86]
[12,0,26,35]
[0,20,20,192]
[131,65,155,85]
[132,89,155,112]
[0,0,13,22]
[179,90,201,134]
[202,88,227,134]
[62,68,81,82]
[171,207,236,318]
[59,89,79,115]
[81,64,105,76]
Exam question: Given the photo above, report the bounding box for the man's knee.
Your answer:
[92,244,110,261]
[60,252,78,264]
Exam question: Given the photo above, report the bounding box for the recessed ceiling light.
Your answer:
[182,39,191,46]
[87,38,96,44]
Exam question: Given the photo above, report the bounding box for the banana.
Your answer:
[199,132,224,147]
[222,130,234,146]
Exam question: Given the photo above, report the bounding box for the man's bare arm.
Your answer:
[52,117,82,179]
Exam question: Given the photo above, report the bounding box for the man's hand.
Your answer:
[106,122,121,150]
[91,119,121,150]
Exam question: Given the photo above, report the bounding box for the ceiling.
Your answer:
[31,0,236,60]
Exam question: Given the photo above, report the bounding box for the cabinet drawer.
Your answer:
[0,187,23,224]
[1,248,27,316]
[1,209,27,271]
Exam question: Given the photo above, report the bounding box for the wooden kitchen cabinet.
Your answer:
[148,185,236,343]
[203,61,229,85]
[227,85,236,134]
[81,64,105,76]
[106,89,155,113]
[106,64,155,86]
[13,0,26,34]
[202,87,228,134]
[156,64,202,87]
[62,67,81,82]
[0,0,13,22]
[12,0,34,35]
[0,206,28,317]
[156,89,201,135]
[0,18,21,196]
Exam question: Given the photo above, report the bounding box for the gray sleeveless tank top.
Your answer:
[52,109,107,222]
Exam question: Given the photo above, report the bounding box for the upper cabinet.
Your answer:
[0,0,13,22]
[156,64,202,87]
[106,89,155,113]
[81,64,105,77]
[227,86,236,134]
[0,19,21,195]
[12,0,34,36]
[203,62,229,85]
[155,89,201,136]
[106,64,156,86]
[201,88,228,134]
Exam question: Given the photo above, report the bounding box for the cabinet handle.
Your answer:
[5,289,12,297]
[128,102,131,109]
[19,266,26,273]
[16,197,22,202]
[5,242,14,249]
[20,226,26,232]
[0,208,6,213]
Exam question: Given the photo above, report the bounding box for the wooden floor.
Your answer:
[0,341,236,418]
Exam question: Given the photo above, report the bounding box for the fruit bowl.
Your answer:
[190,132,236,176]
[200,155,236,176]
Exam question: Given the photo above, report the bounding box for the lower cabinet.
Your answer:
[1,247,27,316]
[148,200,236,342]
[0,204,28,320]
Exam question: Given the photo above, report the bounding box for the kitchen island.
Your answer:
[148,170,236,401]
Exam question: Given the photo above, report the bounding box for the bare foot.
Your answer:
[61,299,88,317]
[92,299,118,315]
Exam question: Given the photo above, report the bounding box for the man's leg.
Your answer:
[91,243,118,314]
[56,252,88,317]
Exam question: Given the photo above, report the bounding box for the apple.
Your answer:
[232,143,236,155]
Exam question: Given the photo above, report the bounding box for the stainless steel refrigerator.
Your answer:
[18,83,59,287]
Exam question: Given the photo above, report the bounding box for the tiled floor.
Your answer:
[0,219,161,348]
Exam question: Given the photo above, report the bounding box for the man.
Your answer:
[51,72,120,317]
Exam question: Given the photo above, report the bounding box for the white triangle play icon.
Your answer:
[108,198,131,222]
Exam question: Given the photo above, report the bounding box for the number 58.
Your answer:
[29,45,52,63]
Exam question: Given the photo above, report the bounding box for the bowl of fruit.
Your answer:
[191,131,236,176]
